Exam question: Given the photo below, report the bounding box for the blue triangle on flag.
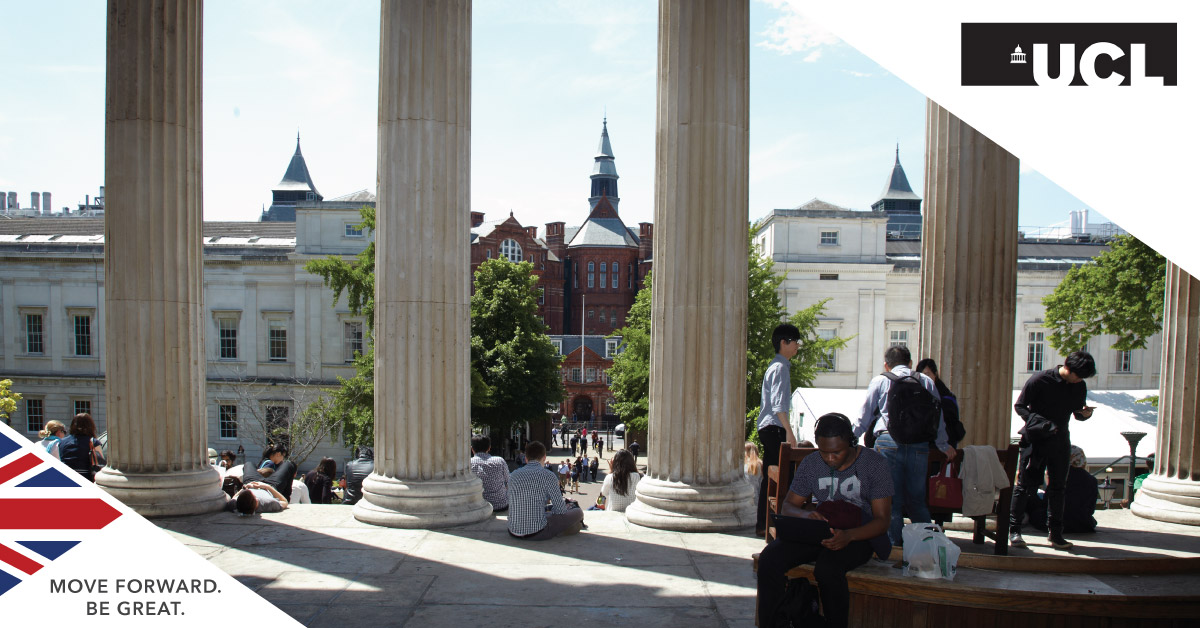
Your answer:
[17,540,80,561]
[17,467,81,487]
[0,568,19,596]
[0,431,20,458]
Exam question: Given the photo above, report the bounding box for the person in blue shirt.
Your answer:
[755,324,802,537]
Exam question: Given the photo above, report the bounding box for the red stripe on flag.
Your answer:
[0,499,121,529]
[0,453,41,485]
[0,543,42,575]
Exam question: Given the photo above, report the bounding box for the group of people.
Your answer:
[555,456,600,493]
[36,412,103,482]
[551,425,606,457]
[755,323,1101,628]
[219,444,377,515]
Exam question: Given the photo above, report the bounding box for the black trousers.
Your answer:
[757,538,873,628]
[756,425,786,531]
[242,461,297,502]
[1009,435,1070,535]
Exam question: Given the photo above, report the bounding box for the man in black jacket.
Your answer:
[342,446,375,505]
[1009,351,1096,550]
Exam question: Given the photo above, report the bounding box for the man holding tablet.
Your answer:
[756,413,894,628]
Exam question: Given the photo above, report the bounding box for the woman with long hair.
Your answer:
[744,441,763,505]
[37,420,68,459]
[600,449,642,513]
[59,413,102,482]
[303,457,337,504]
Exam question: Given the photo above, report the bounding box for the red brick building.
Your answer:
[470,211,566,334]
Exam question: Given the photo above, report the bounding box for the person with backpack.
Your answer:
[854,346,956,547]
[916,358,966,448]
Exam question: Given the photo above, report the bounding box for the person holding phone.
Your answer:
[1009,351,1097,551]
[756,413,893,628]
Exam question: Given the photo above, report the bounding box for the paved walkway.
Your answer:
[159,505,763,628]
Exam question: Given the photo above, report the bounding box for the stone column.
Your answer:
[1132,262,1200,525]
[625,0,754,532]
[354,0,491,528]
[917,100,1019,449]
[96,0,225,516]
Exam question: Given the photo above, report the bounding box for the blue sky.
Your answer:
[0,0,1103,231]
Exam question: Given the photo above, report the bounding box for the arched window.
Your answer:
[500,239,522,262]
[587,261,595,288]
[612,262,619,288]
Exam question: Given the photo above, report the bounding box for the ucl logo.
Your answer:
[961,23,1177,87]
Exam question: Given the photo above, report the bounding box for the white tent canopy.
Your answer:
[788,387,1158,466]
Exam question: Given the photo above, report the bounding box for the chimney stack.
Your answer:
[42,192,51,215]
[638,222,654,260]
[31,192,40,213]
[6,191,15,210]
[525,226,538,240]
[470,211,485,227]
[0,192,6,212]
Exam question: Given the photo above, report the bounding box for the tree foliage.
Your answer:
[0,379,21,426]
[607,225,848,437]
[1042,234,1166,354]
[470,259,565,431]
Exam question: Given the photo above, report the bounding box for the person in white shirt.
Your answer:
[600,449,641,513]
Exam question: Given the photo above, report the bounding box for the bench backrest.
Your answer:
[926,444,1020,511]
[773,445,819,504]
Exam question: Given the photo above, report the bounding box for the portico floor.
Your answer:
[157,504,1200,627]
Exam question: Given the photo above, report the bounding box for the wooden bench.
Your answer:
[763,443,1019,555]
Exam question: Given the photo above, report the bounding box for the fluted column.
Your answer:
[354,0,490,528]
[917,101,1019,449]
[1132,262,1200,525]
[96,0,225,516]
[625,0,754,531]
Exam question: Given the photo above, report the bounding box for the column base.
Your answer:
[96,466,226,518]
[625,475,755,532]
[353,473,493,529]
[1131,475,1200,526]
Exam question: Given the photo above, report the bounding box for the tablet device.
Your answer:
[770,513,833,544]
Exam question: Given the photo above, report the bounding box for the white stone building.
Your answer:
[0,194,373,469]
[756,198,1161,391]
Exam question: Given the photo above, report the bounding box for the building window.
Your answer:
[73,314,92,356]
[268,320,288,362]
[588,261,595,288]
[586,367,596,383]
[1116,350,1133,373]
[599,272,606,288]
[538,287,545,305]
[587,310,594,320]
[552,339,563,354]
[264,405,290,450]
[344,321,364,363]
[573,262,578,288]
[1027,331,1045,372]
[819,274,839,281]
[817,329,837,371]
[500,239,522,262]
[571,368,581,383]
[889,330,908,348]
[820,230,839,246]
[600,262,606,273]
[628,264,633,289]
[218,318,238,359]
[24,312,45,354]
[73,399,92,417]
[599,310,606,322]
[606,339,618,358]
[344,222,364,238]
[612,267,618,288]
[25,398,44,433]
[219,404,238,439]
[306,192,315,200]
[486,249,492,259]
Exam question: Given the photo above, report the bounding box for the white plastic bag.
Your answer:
[901,522,960,581]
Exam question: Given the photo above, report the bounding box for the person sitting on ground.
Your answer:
[600,449,642,513]
[230,480,289,515]
[240,444,297,502]
[37,420,68,460]
[507,441,585,540]
[470,434,510,512]
[218,450,237,470]
[1027,445,1098,534]
[757,413,894,628]
[744,441,763,506]
[59,413,104,482]
[342,446,374,506]
[589,456,600,482]
[304,457,337,504]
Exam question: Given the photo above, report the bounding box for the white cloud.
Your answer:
[756,0,841,59]
[842,70,873,78]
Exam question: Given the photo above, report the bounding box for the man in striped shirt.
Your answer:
[507,441,584,540]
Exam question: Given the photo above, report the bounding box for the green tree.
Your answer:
[0,379,21,426]
[470,258,565,431]
[1042,234,1166,354]
[608,225,848,437]
[305,206,497,447]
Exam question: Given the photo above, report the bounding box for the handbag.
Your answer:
[927,461,962,509]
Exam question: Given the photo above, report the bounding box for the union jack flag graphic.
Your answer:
[0,426,122,596]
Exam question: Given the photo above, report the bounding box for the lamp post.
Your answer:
[1098,477,1116,509]
[1120,431,1146,504]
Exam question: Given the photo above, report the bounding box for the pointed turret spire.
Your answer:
[589,117,620,212]
[263,132,323,222]
[871,144,923,239]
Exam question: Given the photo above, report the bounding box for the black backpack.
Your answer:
[882,372,941,444]
[771,577,826,628]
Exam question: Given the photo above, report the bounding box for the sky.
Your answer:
[0,0,1107,232]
